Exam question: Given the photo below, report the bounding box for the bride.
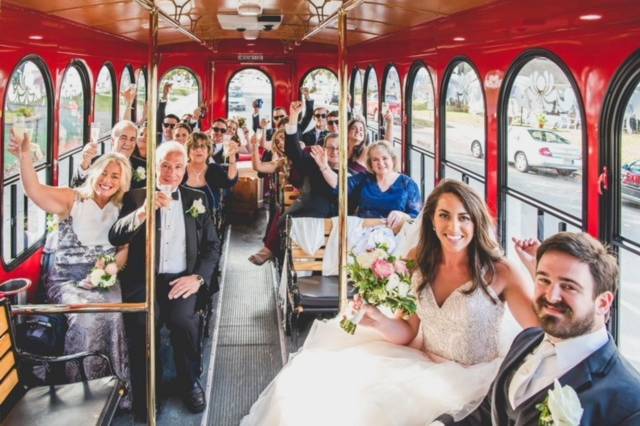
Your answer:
[241,179,540,425]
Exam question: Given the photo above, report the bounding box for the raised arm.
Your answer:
[511,237,540,279]
[496,258,540,328]
[383,109,394,142]
[298,88,314,133]
[251,134,279,174]
[310,145,338,188]
[284,101,306,166]
[9,129,75,216]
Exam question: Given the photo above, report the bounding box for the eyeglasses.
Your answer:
[314,113,327,119]
[328,120,339,125]
[273,115,285,121]
[212,127,227,134]
[162,122,176,129]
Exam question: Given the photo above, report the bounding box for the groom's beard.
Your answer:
[535,296,595,339]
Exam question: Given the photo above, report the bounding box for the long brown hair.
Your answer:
[415,179,504,302]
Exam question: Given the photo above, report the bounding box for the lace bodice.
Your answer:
[414,272,504,365]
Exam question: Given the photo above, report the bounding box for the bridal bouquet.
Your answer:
[78,254,119,290]
[340,244,418,334]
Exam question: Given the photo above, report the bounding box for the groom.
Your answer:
[109,141,220,418]
[440,232,640,425]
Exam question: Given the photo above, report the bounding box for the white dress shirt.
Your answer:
[509,326,608,408]
[158,191,187,274]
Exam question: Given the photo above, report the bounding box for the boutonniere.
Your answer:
[133,166,146,182]
[536,380,583,426]
[186,198,206,218]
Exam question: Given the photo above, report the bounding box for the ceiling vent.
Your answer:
[217,8,283,32]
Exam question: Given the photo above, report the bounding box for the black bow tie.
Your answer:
[157,188,180,200]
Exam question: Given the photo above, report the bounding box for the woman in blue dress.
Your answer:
[311,140,422,231]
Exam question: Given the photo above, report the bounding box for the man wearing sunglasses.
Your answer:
[301,106,329,147]
[156,83,180,143]
[251,87,314,140]
[327,110,339,134]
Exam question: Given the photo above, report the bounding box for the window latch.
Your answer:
[597,166,608,196]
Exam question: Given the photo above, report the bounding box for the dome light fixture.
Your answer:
[238,0,263,17]
[243,30,260,40]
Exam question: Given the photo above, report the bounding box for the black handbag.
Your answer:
[15,314,67,356]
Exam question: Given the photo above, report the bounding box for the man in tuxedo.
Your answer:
[441,232,640,425]
[71,120,144,188]
[301,106,329,147]
[109,141,220,417]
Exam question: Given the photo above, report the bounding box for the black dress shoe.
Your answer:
[183,380,206,413]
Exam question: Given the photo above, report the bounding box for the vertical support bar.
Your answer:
[145,6,159,426]
[337,10,349,311]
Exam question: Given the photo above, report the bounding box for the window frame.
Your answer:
[225,66,274,119]
[349,67,364,118]
[57,60,92,187]
[381,63,403,149]
[1,55,55,270]
[497,49,588,243]
[440,58,488,196]
[363,66,380,136]
[406,61,437,197]
[599,49,640,341]
[94,62,116,140]
[134,67,147,124]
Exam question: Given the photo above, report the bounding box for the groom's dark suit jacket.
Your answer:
[449,327,640,426]
[108,186,220,303]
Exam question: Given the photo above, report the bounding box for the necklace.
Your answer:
[189,164,206,182]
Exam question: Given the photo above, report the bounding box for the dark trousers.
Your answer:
[125,272,202,415]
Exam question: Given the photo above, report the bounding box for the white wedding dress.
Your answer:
[241,272,510,426]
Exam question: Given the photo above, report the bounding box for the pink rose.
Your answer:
[95,258,106,269]
[394,260,408,276]
[105,263,119,276]
[371,259,394,279]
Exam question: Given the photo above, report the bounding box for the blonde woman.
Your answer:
[9,129,132,405]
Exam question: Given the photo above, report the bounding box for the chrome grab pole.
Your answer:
[337,10,349,312]
[146,4,160,425]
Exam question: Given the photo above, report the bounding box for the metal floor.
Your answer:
[203,214,285,426]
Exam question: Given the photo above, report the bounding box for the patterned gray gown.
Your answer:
[46,210,131,408]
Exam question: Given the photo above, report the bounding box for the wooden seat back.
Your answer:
[0,300,21,414]
[290,218,387,273]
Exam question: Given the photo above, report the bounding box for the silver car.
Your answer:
[507,127,581,176]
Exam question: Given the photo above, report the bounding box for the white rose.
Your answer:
[89,269,105,286]
[356,251,378,269]
[135,166,146,180]
[192,198,206,214]
[385,273,401,292]
[547,380,583,426]
[397,281,411,298]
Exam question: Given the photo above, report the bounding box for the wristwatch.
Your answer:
[195,275,205,286]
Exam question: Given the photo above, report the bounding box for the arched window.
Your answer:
[301,68,339,133]
[501,54,585,265]
[119,66,134,120]
[94,64,115,139]
[160,67,200,120]
[351,68,364,118]
[383,65,402,143]
[302,68,339,110]
[135,69,146,124]
[227,68,273,125]
[591,52,640,369]
[59,63,88,155]
[3,58,53,265]
[442,60,486,195]
[364,67,379,130]
[58,62,90,187]
[407,63,436,196]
